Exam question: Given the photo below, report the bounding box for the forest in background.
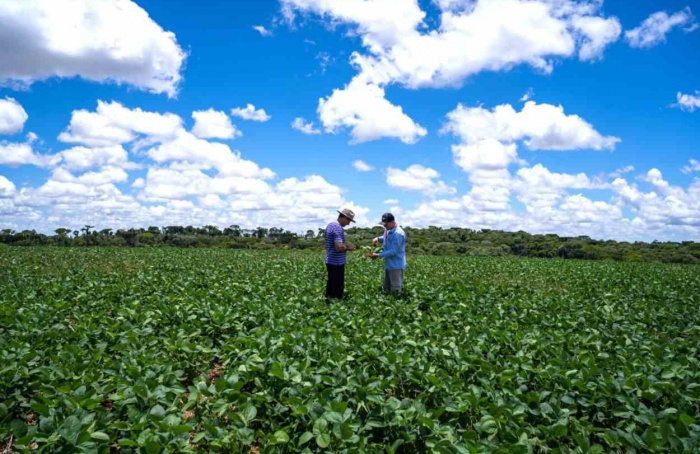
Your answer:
[1,225,699,264]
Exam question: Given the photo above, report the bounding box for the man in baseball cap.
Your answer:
[367,212,406,294]
[324,208,358,301]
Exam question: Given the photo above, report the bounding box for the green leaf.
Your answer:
[658,408,677,418]
[299,432,313,445]
[324,411,344,424]
[149,405,165,419]
[316,433,331,448]
[145,441,161,454]
[272,430,289,444]
[192,433,206,443]
[339,423,354,440]
[90,432,110,441]
[678,413,694,426]
[241,405,257,424]
[59,416,82,444]
[269,362,285,380]
[0,404,7,418]
[418,416,435,430]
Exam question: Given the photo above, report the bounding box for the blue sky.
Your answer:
[0,0,699,240]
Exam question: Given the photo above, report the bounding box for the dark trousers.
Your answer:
[325,264,345,300]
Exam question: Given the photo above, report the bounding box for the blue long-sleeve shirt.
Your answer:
[377,225,406,270]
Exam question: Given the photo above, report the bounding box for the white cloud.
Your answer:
[610,164,634,178]
[51,166,129,186]
[443,101,620,151]
[676,91,700,112]
[0,0,186,97]
[282,0,622,142]
[625,7,698,49]
[253,25,273,37]
[57,145,138,172]
[138,167,271,201]
[0,141,59,168]
[611,170,700,228]
[386,164,456,197]
[353,160,374,171]
[682,159,700,174]
[386,97,657,239]
[147,130,275,179]
[318,78,427,144]
[384,198,398,204]
[1,100,373,233]
[0,97,28,134]
[452,139,519,175]
[191,109,241,140]
[59,101,182,147]
[316,52,333,74]
[571,16,622,61]
[230,104,271,122]
[519,88,534,102]
[0,174,15,197]
[285,0,621,88]
[291,117,321,135]
[513,163,600,213]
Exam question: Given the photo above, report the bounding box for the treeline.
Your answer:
[1,225,699,264]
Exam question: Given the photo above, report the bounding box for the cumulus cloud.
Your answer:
[58,101,182,147]
[230,104,271,122]
[318,78,427,144]
[353,160,374,171]
[56,145,139,172]
[0,0,186,97]
[386,164,455,197]
[3,100,370,232]
[147,131,274,179]
[291,117,321,134]
[612,169,700,228]
[572,15,622,61]
[0,97,28,134]
[385,97,655,239]
[625,7,698,49]
[676,91,700,112]
[0,174,15,197]
[282,0,621,142]
[443,101,620,151]
[0,141,59,167]
[191,109,241,140]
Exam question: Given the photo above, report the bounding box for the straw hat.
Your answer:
[337,208,356,223]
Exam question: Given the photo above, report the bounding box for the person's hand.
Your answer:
[372,237,379,246]
[347,244,357,251]
[366,252,379,259]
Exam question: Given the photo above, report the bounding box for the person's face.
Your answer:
[339,216,351,226]
[382,220,396,230]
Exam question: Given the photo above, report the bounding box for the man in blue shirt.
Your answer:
[367,212,406,294]
[325,208,357,301]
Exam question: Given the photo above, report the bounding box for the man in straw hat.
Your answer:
[324,208,358,301]
[366,212,406,294]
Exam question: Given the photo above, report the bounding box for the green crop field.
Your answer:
[1,247,699,453]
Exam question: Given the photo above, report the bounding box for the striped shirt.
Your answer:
[325,221,346,265]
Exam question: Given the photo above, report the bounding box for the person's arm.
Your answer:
[335,242,356,252]
[333,226,355,251]
[378,233,403,258]
[372,235,384,246]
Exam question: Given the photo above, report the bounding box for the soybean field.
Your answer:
[1,247,699,453]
